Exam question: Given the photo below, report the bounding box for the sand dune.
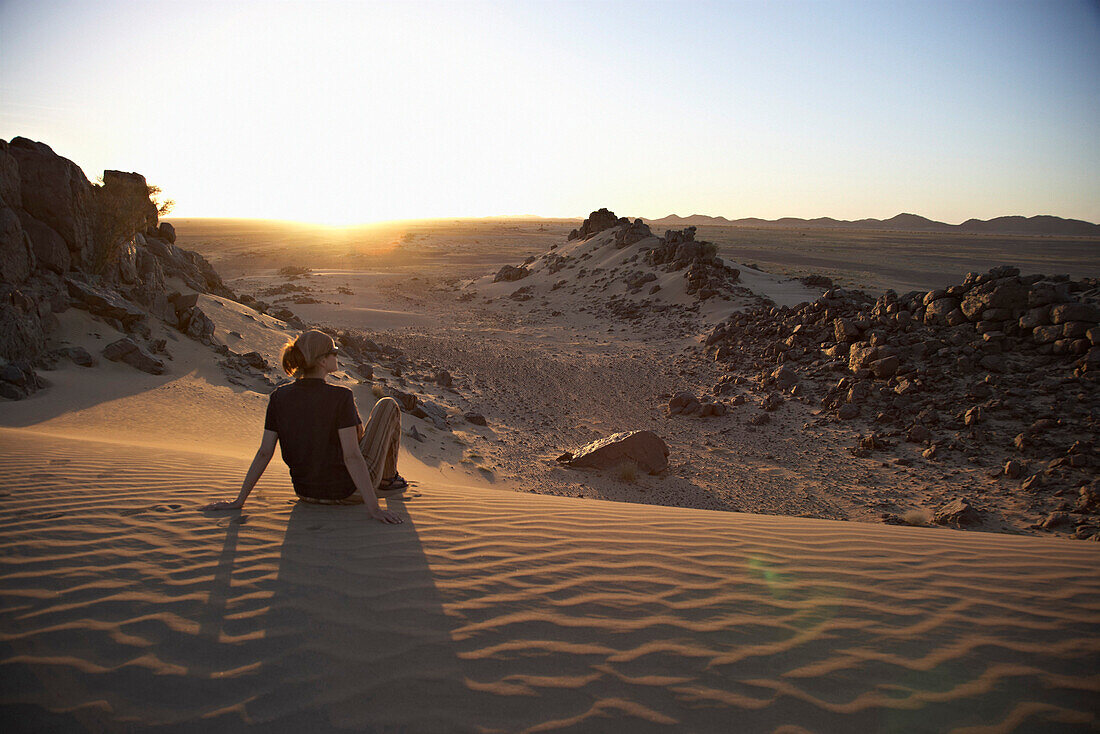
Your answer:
[2,427,1097,733]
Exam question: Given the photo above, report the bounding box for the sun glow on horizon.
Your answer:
[2,0,1098,225]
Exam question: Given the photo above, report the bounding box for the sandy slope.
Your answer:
[1,427,1098,733]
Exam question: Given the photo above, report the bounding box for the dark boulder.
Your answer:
[566,430,670,474]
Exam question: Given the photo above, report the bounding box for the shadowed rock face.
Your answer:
[17,212,69,274]
[566,430,670,474]
[0,204,33,284]
[8,137,94,264]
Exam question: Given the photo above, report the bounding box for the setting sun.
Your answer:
[3,0,1098,225]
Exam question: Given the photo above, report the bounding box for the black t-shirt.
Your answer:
[264,378,362,499]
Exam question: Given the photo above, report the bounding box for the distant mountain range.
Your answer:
[642,213,1100,237]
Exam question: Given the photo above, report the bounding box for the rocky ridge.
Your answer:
[467,208,770,337]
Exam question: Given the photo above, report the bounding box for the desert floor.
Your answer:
[171,218,1100,534]
[2,217,1098,732]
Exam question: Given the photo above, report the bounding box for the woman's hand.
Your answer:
[202,499,244,511]
[368,504,404,524]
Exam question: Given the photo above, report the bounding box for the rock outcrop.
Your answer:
[644,226,740,299]
[0,137,237,395]
[568,208,625,241]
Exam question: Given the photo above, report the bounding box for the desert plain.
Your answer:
[3,194,1100,731]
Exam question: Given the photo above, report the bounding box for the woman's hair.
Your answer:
[280,329,338,377]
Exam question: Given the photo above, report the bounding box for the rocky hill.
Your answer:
[461,207,808,330]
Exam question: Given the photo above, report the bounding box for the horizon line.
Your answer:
[162,210,1100,229]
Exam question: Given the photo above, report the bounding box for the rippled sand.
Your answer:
[1,427,1098,733]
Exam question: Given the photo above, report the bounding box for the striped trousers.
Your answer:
[358,396,401,493]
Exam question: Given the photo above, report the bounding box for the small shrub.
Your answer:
[901,509,931,526]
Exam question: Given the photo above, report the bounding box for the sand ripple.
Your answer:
[1,428,1098,732]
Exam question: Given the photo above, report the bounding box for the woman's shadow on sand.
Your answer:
[195,497,477,733]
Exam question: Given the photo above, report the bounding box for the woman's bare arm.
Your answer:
[202,430,278,510]
[338,426,403,524]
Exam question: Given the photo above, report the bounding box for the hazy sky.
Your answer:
[2,0,1098,225]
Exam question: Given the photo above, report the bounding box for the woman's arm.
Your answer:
[202,430,278,510]
[338,426,403,524]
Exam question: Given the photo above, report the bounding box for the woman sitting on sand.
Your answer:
[203,329,405,524]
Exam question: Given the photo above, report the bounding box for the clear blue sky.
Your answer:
[2,0,1098,224]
